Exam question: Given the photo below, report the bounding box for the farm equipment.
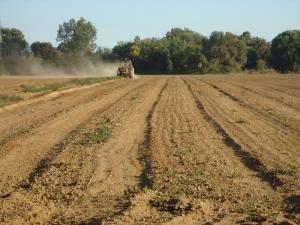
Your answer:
[117,58,135,79]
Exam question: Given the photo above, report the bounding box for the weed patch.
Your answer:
[87,118,114,144]
[18,82,66,93]
[18,77,117,93]
[69,77,115,86]
[0,94,23,107]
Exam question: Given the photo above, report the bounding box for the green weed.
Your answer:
[18,82,67,93]
[0,94,23,107]
[18,77,116,93]
[88,119,113,144]
[70,77,114,86]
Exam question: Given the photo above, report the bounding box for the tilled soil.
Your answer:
[0,75,299,225]
[0,76,71,93]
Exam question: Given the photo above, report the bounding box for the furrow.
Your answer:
[183,78,283,189]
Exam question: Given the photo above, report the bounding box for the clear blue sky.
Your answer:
[1,0,299,48]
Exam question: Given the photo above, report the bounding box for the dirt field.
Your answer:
[0,76,74,94]
[0,75,299,225]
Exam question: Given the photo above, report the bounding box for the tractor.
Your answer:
[117,58,135,79]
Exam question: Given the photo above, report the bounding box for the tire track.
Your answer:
[110,77,295,224]
[0,79,117,113]
[226,81,300,111]
[182,78,283,189]
[23,81,150,188]
[91,78,170,225]
[139,79,169,189]
[199,78,300,134]
[68,77,169,225]
[194,77,300,169]
[0,79,149,195]
[0,78,160,225]
[1,75,299,225]
[3,78,169,225]
[0,80,128,151]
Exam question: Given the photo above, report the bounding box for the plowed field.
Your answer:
[0,75,299,225]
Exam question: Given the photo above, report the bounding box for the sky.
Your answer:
[0,0,300,48]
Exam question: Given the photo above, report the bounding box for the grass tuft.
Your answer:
[88,118,113,144]
[18,85,40,93]
[70,77,114,86]
[18,77,117,93]
[0,94,24,107]
[18,82,66,93]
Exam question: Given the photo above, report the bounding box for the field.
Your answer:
[0,75,299,225]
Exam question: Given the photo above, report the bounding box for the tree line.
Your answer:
[0,17,299,75]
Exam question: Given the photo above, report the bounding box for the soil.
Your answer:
[0,76,73,95]
[0,75,299,225]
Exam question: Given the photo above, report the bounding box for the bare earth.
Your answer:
[0,75,299,225]
[0,76,74,96]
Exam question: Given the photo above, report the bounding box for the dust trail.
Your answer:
[0,56,119,77]
[69,59,119,77]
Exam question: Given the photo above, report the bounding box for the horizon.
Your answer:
[1,0,300,48]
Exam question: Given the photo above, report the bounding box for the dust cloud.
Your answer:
[0,56,119,77]
[66,59,119,77]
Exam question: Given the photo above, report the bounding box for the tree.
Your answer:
[31,42,60,65]
[112,41,133,60]
[111,39,144,60]
[165,28,207,73]
[241,31,252,45]
[1,28,28,58]
[126,38,171,74]
[207,32,247,73]
[247,38,270,70]
[57,17,97,55]
[271,30,300,73]
[197,53,209,74]
[167,38,190,73]
[166,28,206,46]
[240,32,271,71]
[94,47,116,61]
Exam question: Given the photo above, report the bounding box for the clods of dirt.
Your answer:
[149,196,193,215]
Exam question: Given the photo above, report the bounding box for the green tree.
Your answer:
[197,53,209,74]
[95,47,116,61]
[165,28,207,73]
[271,30,300,73]
[240,32,270,71]
[112,41,133,60]
[248,38,270,70]
[166,28,206,46]
[1,28,28,58]
[207,32,247,73]
[241,31,252,45]
[135,39,172,74]
[31,42,60,65]
[57,17,97,55]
